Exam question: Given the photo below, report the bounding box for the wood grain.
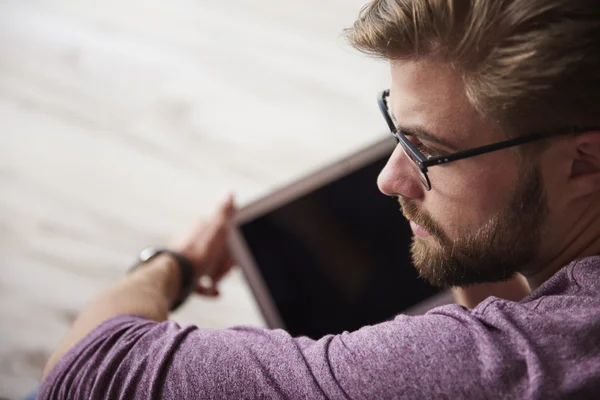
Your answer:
[0,0,388,397]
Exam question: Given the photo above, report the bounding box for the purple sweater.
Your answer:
[39,256,600,399]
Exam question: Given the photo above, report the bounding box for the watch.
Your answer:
[131,247,196,311]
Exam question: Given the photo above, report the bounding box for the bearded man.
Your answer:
[39,1,600,398]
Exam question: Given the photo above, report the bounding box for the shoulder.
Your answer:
[571,255,600,293]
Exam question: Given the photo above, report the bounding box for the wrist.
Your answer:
[131,253,182,307]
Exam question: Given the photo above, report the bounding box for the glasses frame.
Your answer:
[378,89,596,190]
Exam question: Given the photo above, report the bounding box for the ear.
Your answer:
[569,131,600,197]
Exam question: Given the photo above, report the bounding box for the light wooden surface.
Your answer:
[0,0,389,397]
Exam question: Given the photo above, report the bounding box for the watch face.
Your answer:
[139,247,159,262]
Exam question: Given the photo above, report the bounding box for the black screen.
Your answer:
[241,152,440,339]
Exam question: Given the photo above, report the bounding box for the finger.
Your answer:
[219,193,235,218]
[195,273,218,296]
[168,218,209,253]
[203,193,235,245]
[212,254,236,284]
[171,194,234,254]
[195,254,235,297]
[198,195,236,269]
[195,281,219,297]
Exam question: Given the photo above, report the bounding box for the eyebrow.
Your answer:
[397,124,459,152]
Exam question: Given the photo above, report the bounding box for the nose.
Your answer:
[377,144,424,200]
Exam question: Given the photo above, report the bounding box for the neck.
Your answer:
[524,202,600,290]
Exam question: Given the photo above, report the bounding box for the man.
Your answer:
[39,0,600,398]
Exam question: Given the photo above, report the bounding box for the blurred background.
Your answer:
[0,0,389,397]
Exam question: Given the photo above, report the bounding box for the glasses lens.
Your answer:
[381,95,397,133]
[397,137,431,190]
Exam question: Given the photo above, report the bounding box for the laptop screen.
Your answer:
[240,152,441,339]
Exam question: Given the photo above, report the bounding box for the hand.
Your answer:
[169,193,237,297]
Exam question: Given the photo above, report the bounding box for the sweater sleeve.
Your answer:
[38,305,496,400]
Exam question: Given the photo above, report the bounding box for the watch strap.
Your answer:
[131,248,195,311]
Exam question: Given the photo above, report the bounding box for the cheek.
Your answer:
[424,156,517,237]
[538,161,566,215]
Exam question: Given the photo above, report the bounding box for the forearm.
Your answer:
[452,273,531,309]
[42,254,180,379]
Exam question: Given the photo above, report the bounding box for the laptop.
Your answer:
[229,137,452,339]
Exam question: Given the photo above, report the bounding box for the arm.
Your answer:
[452,273,531,309]
[42,254,178,379]
[38,300,501,399]
[42,194,235,380]
[38,198,520,399]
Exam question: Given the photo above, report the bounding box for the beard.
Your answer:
[400,165,548,288]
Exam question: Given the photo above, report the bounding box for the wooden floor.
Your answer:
[0,0,390,398]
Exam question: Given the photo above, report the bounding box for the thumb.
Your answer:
[218,193,235,219]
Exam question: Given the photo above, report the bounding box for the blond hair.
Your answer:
[345,0,600,136]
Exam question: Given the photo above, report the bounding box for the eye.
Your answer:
[404,135,441,158]
[414,142,440,158]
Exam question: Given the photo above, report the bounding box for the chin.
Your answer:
[410,238,523,288]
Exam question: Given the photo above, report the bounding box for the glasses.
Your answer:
[378,89,596,190]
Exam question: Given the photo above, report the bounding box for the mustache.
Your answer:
[398,198,448,242]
